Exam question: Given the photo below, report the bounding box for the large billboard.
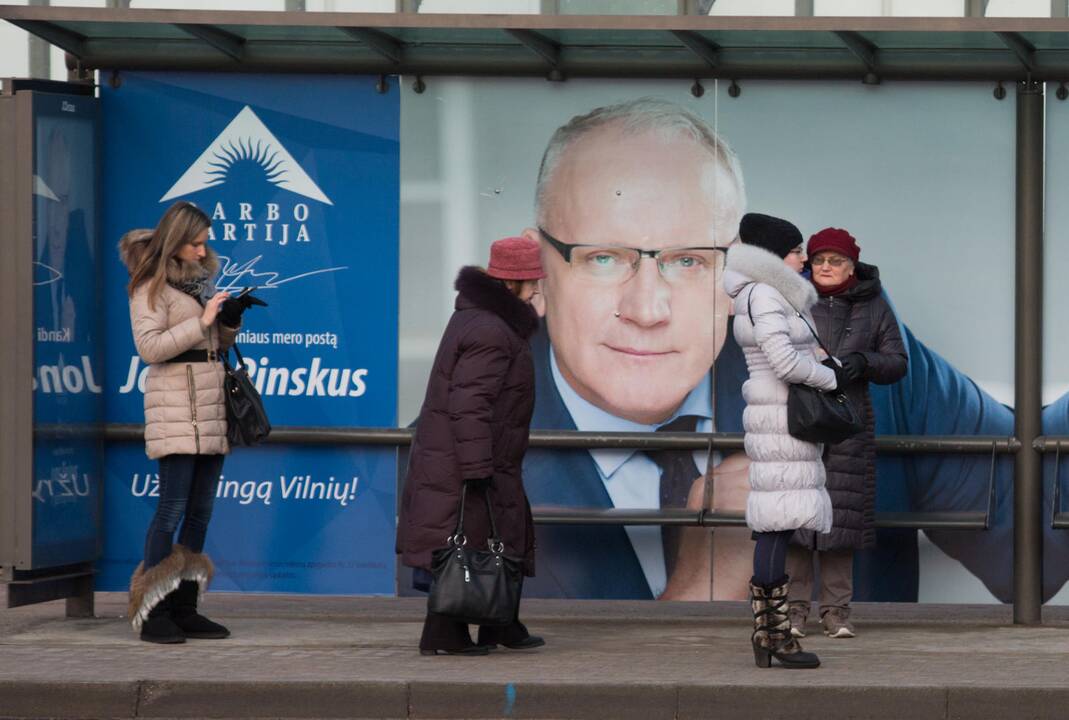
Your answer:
[396,78,1052,604]
[99,73,400,594]
[83,74,1069,603]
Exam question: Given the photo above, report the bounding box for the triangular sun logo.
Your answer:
[160,106,332,206]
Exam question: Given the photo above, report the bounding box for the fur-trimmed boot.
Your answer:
[750,576,820,669]
[128,549,186,643]
[171,548,230,639]
[170,580,229,639]
[141,594,185,644]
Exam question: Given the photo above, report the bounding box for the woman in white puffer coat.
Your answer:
[722,213,847,671]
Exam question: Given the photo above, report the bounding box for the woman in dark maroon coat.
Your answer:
[397,237,546,656]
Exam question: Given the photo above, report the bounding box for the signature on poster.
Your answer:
[216,254,348,292]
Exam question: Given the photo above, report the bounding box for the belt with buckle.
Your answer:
[164,349,218,363]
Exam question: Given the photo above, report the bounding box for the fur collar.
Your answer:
[723,243,817,311]
[455,266,539,339]
[166,250,218,286]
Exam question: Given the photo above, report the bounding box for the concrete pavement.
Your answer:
[2,591,1069,719]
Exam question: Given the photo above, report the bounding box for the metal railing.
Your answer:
[1035,436,1069,529]
[88,423,1014,531]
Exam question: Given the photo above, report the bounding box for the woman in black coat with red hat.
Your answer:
[786,227,907,641]
[397,236,547,656]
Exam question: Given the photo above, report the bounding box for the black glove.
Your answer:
[840,352,869,383]
[465,477,493,492]
[218,291,267,328]
[822,357,849,391]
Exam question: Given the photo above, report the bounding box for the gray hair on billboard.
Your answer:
[535,97,747,227]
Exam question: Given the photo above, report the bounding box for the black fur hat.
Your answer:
[739,213,803,259]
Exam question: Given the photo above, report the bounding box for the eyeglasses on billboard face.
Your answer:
[538,227,727,285]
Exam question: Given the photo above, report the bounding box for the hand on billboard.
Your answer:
[200,291,230,329]
[658,451,753,602]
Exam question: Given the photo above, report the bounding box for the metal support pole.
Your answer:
[285,0,306,10]
[795,0,813,16]
[1014,80,1044,625]
[65,574,94,618]
[27,0,49,80]
[1054,0,1068,18]
[965,0,989,16]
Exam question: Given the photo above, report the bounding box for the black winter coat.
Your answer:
[397,267,539,575]
[793,263,907,551]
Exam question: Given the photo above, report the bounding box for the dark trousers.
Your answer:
[143,453,224,569]
[752,530,794,586]
[419,578,529,651]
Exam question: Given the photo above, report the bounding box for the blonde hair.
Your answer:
[121,201,212,310]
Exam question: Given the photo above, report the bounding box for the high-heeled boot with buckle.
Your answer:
[750,576,820,670]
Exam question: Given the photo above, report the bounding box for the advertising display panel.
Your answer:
[31,91,104,569]
[397,78,1040,604]
[99,73,399,594]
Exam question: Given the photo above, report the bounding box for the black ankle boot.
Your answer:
[140,596,185,644]
[477,621,545,650]
[170,580,230,639]
[750,576,820,669]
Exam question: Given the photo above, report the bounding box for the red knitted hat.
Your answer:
[807,227,860,263]
[486,236,546,280]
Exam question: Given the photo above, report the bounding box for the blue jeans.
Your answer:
[143,454,224,569]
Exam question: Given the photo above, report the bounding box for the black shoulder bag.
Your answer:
[744,284,863,445]
[428,482,522,627]
[221,344,271,447]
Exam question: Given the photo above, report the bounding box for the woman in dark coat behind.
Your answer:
[787,228,907,640]
[397,236,546,656]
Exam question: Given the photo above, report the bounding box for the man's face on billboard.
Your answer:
[530,126,739,425]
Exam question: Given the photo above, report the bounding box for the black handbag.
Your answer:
[744,284,863,445]
[221,344,271,447]
[428,482,522,627]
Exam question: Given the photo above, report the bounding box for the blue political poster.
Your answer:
[31,92,104,569]
[99,73,399,594]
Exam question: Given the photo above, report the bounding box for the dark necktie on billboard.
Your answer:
[646,415,702,584]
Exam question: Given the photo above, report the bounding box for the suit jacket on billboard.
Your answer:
[520,319,748,599]
[519,307,1069,604]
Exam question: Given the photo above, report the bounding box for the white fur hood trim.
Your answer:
[723,243,817,312]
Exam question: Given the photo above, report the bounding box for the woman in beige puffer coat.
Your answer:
[120,201,242,644]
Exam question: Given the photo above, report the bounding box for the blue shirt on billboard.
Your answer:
[550,349,714,598]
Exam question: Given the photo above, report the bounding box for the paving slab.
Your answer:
[2,591,1069,719]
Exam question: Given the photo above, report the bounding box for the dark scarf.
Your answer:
[166,255,218,305]
[813,274,859,297]
[169,276,211,304]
